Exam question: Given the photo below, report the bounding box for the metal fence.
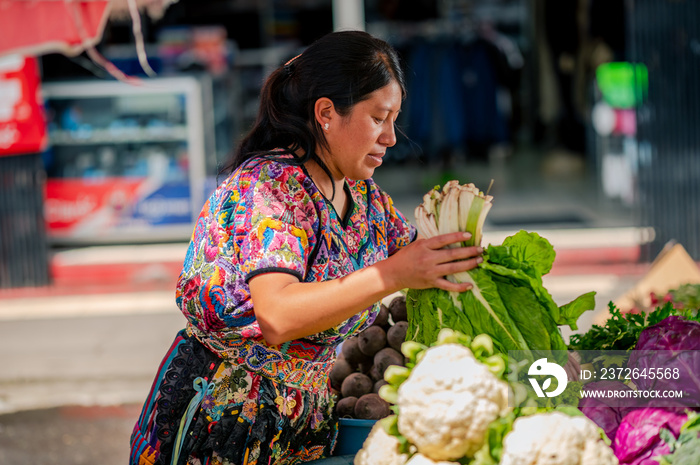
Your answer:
[629,0,700,260]
[0,154,50,288]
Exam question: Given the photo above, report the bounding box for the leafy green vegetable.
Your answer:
[491,277,561,351]
[501,230,556,276]
[670,283,700,315]
[483,231,592,329]
[406,230,595,359]
[568,300,700,359]
[466,412,515,465]
[406,272,530,355]
[657,412,700,465]
[459,267,531,351]
[558,292,597,331]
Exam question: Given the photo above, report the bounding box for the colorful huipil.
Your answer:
[130,153,416,465]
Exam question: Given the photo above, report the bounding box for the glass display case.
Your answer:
[41,76,212,243]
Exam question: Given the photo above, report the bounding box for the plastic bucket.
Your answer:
[307,455,355,464]
[333,418,377,456]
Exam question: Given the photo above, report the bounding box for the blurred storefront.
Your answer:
[37,1,324,244]
[0,0,698,281]
[36,0,580,246]
[0,55,50,288]
[41,76,212,243]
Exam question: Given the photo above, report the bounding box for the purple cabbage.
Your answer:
[613,407,688,465]
[579,381,639,441]
[627,316,700,405]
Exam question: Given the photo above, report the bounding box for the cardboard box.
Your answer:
[595,242,700,324]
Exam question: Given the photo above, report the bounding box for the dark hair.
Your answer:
[224,30,406,191]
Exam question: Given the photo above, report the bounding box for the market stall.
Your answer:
[318,180,700,464]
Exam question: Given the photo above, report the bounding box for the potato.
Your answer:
[341,337,372,369]
[388,295,407,322]
[336,396,358,418]
[371,304,391,329]
[373,347,405,375]
[386,320,408,352]
[368,363,383,383]
[341,372,373,398]
[373,379,388,394]
[357,357,375,375]
[340,337,360,363]
[358,326,387,357]
[354,393,391,420]
[330,357,354,390]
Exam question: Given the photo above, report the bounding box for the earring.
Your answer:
[323,123,329,131]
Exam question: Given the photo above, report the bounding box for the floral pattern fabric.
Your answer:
[178,153,415,351]
[130,153,415,465]
[130,330,336,465]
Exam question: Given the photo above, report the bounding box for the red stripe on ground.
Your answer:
[553,246,641,266]
[0,261,182,299]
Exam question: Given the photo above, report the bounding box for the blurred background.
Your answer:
[0,0,699,463]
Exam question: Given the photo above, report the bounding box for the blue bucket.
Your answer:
[333,418,377,456]
[306,455,355,464]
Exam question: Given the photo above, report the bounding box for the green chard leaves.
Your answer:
[406,230,596,358]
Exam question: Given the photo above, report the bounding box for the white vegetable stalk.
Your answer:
[414,180,493,254]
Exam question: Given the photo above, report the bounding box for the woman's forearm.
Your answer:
[249,258,402,345]
[249,232,482,345]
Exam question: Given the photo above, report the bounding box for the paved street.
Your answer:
[0,310,185,414]
[0,306,184,464]
[0,404,141,465]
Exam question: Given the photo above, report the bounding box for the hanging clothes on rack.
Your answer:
[400,37,467,163]
[395,24,521,165]
[458,37,507,160]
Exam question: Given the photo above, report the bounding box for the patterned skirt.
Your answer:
[129,329,339,465]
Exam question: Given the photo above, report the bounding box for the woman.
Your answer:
[130,31,483,465]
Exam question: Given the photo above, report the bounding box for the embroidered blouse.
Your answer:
[176,153,416,370]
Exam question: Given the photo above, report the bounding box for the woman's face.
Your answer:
[322,81,402,181]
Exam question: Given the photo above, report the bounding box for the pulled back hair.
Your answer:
[224,30,406,184]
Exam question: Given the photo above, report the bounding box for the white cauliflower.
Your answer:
[405,453,460,465]
[500,411,618,465]
[354,421,409,465]
[396,343,511,461]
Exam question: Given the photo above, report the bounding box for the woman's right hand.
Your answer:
[249,231,483,345]
[383,231,484,293]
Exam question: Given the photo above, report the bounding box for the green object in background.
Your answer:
[596,62,649,109]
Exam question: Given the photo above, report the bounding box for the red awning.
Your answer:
[0,0,111,58]
[0,55,47,156]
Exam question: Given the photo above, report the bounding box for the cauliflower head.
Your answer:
[500,412,618,465]
[396,343,510,461]
[354,421,409,465]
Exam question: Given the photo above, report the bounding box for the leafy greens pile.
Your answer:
[406,229,596,356]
